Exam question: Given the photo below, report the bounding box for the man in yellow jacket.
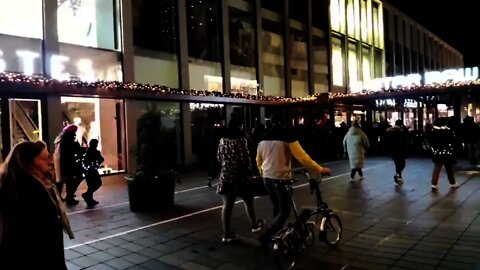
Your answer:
[256,113,331,248]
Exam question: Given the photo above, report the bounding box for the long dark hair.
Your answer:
[0,141,47,241]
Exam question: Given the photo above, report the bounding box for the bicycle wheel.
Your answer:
[271,239,297,270]
[319,213,343,247]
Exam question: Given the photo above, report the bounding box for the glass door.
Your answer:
[9,98,42,148]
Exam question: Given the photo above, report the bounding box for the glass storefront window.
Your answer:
[262,15,285,96]
[61,97,126,174]
[346,0,360,39]
[348,42,358,90]
[187,0,221,62]
[330,0,346,34]
[10,99,42,148]
[0,0,43,39]
[332,37,344,86]
[362,47,371,82]
[229,1,257,95]
[374,49,383,78]
[372,2,383,48]
[190,103,225,165]
[312,33,329,94]
[57,0,119,50]
[58,43,122,81]
[360,0,367,42]
[133,0,179,88]
[289,0,308,97]
[0,34,43,75]
[187,0,222,91]
[290,24,308,98]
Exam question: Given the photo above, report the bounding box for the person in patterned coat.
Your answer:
[217,116,264,243]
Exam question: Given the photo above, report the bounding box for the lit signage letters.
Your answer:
[50,55,70,81]
[0,48,96,81]
[356,67,479,92]
[16,50,39,75]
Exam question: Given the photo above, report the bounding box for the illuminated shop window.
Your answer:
[332,38,344,86]
[0,0,43,39]
[57,0,119,50]
[61,97,126,174]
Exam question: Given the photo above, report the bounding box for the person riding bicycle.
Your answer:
[256,113,331,250]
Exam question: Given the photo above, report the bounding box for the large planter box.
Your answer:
[125,174,176,212]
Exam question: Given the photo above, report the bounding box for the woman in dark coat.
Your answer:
[0,141,74,269]
[429,117,458,191]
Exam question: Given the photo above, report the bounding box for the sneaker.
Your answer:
[252,220,265,234]
[222,233,239,244]
[350,177,356,182]
[394,174,404,185]
[450,183,459,189]
[431,185,439,191]
[359,176,365,180]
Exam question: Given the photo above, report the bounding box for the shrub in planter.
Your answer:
[126,104,179,212]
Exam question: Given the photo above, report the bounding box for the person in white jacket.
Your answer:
[343,121,370,181]
[256,113,330,249]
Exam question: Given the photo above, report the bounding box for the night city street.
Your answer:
[63,157,480,270]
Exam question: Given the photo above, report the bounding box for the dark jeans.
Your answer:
[392,156,406,176]
[85,170,102,197]
[350,168,363,178]
[262,178,292,239]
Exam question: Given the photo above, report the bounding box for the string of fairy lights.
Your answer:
[1,72,480,103]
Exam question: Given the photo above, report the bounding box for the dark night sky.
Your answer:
[386,0,477,67]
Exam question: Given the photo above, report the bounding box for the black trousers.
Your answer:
[392,156,406,176]
[57,175,82,200]
[85,171,102,196]
[350,168,363,178]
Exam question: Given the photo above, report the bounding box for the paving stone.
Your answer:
[87,251,117,262]
[71,256,101,268]
[121,253,151,264]
[104,258,135,270]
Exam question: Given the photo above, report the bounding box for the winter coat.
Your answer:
[53,131,83,182]
[429,125,456,164]
[387,125,410,159]
[343,126,370,169]
[217,131,255,196]
[0,175,68,269]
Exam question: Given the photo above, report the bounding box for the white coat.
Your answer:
[343,126,369,169]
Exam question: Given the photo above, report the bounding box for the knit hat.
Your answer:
[63,124,78,133]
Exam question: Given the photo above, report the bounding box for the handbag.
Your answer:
[250,177,269,197]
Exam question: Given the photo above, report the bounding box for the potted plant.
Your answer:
[125,104,179,212]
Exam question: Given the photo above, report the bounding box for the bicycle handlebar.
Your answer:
[292,167,330,181]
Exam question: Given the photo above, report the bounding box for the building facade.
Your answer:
[0,0,461,172]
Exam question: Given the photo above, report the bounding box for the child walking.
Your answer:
[82,139,104,207]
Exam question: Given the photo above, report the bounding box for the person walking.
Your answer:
[343,121,370,181]
[82,139,104,208]
[387,119,410,184]
[217,117,264,243]
[256,113,331,249]
[53,124,84,205]
[429,117,458,191]
[0,141,74,269]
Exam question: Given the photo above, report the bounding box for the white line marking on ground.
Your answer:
[65,162,390,249]
[67,160,351,215]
